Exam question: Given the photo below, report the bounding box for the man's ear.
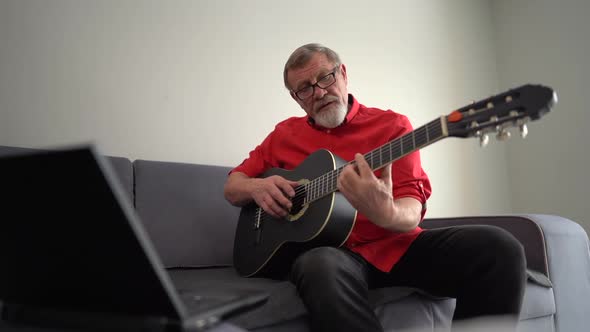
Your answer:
[340,64,348,84]
[289,90,298,102]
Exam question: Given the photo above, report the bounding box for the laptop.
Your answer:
[0,145,268,331]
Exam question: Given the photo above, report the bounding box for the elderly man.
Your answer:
[224,43,526,332]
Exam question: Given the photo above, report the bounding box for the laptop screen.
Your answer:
[0,146,185,321]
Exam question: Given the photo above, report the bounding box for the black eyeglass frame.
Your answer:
[292,66,339,100]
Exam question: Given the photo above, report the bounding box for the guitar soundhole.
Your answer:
[290,188,305,215]
[286,181,309,222]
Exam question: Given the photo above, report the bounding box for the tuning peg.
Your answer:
[479,133,490,147]
[519,123,529,138]
[496,128,511,141]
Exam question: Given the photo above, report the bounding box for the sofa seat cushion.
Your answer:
[520,282,556,320]
[167,267,555,330]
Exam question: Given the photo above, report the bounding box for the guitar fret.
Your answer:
[314,180,319,201]
[331,170,336,192]
[417,128,424,148]
[316,176,324,198]
[406,134,414,151]
[333,170,337,191]
[374,150,378,168]
[389,140,393,162]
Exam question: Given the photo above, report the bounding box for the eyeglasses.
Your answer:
[293,67,338,100]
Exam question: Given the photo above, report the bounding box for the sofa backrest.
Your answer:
[105,156,134,203]
[0,145,134,203]
[133,159,239,268]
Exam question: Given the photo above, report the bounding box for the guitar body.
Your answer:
[233,149,357,278]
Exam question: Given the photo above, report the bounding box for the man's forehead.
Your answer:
[288,54,335,88]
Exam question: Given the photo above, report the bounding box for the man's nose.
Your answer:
[313,85,328,99]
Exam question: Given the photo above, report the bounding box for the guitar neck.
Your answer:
[304,116,449,204]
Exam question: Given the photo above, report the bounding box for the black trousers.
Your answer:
[289,225,527,332]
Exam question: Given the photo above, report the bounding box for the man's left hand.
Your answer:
[337,153,396,229]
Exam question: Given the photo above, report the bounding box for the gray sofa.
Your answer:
[1,145,589,332]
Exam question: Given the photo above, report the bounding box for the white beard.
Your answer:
[314,103,347,129]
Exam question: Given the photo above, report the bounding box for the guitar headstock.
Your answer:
[445,84,557,146]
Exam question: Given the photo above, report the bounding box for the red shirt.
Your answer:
[231,95,432,272]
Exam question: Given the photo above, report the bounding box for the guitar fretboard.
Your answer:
[303,116,448,204]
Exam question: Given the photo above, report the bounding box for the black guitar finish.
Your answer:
[233,149,357,277]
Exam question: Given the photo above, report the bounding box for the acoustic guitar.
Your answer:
[233,84,557,278]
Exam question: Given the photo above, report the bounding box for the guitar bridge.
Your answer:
[253,207,262,229]
[253,207,263,245]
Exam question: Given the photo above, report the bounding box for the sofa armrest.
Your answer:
[421,215,551,277]
[422,214,590,332]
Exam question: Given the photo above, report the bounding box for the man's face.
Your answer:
[287,53,349,128]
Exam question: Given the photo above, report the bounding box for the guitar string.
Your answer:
[254,122,443,223]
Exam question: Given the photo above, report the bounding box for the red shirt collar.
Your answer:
[307,94,359,130]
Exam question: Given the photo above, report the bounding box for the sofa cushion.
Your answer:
[520,282,556,320]
[167,267,553,329]
[166,267,454,331]
[134,159,239,268]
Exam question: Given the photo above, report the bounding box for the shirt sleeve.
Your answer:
[230,129,278,178]
[389,115,432,219]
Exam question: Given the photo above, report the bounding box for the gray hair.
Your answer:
[283,43,342,90]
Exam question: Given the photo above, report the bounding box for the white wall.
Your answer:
[0,0,513,218]
[492,0,590,233]
[0,0,11,139]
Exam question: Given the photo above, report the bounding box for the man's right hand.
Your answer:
[250,176,299,218]
[224,172,299,219]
